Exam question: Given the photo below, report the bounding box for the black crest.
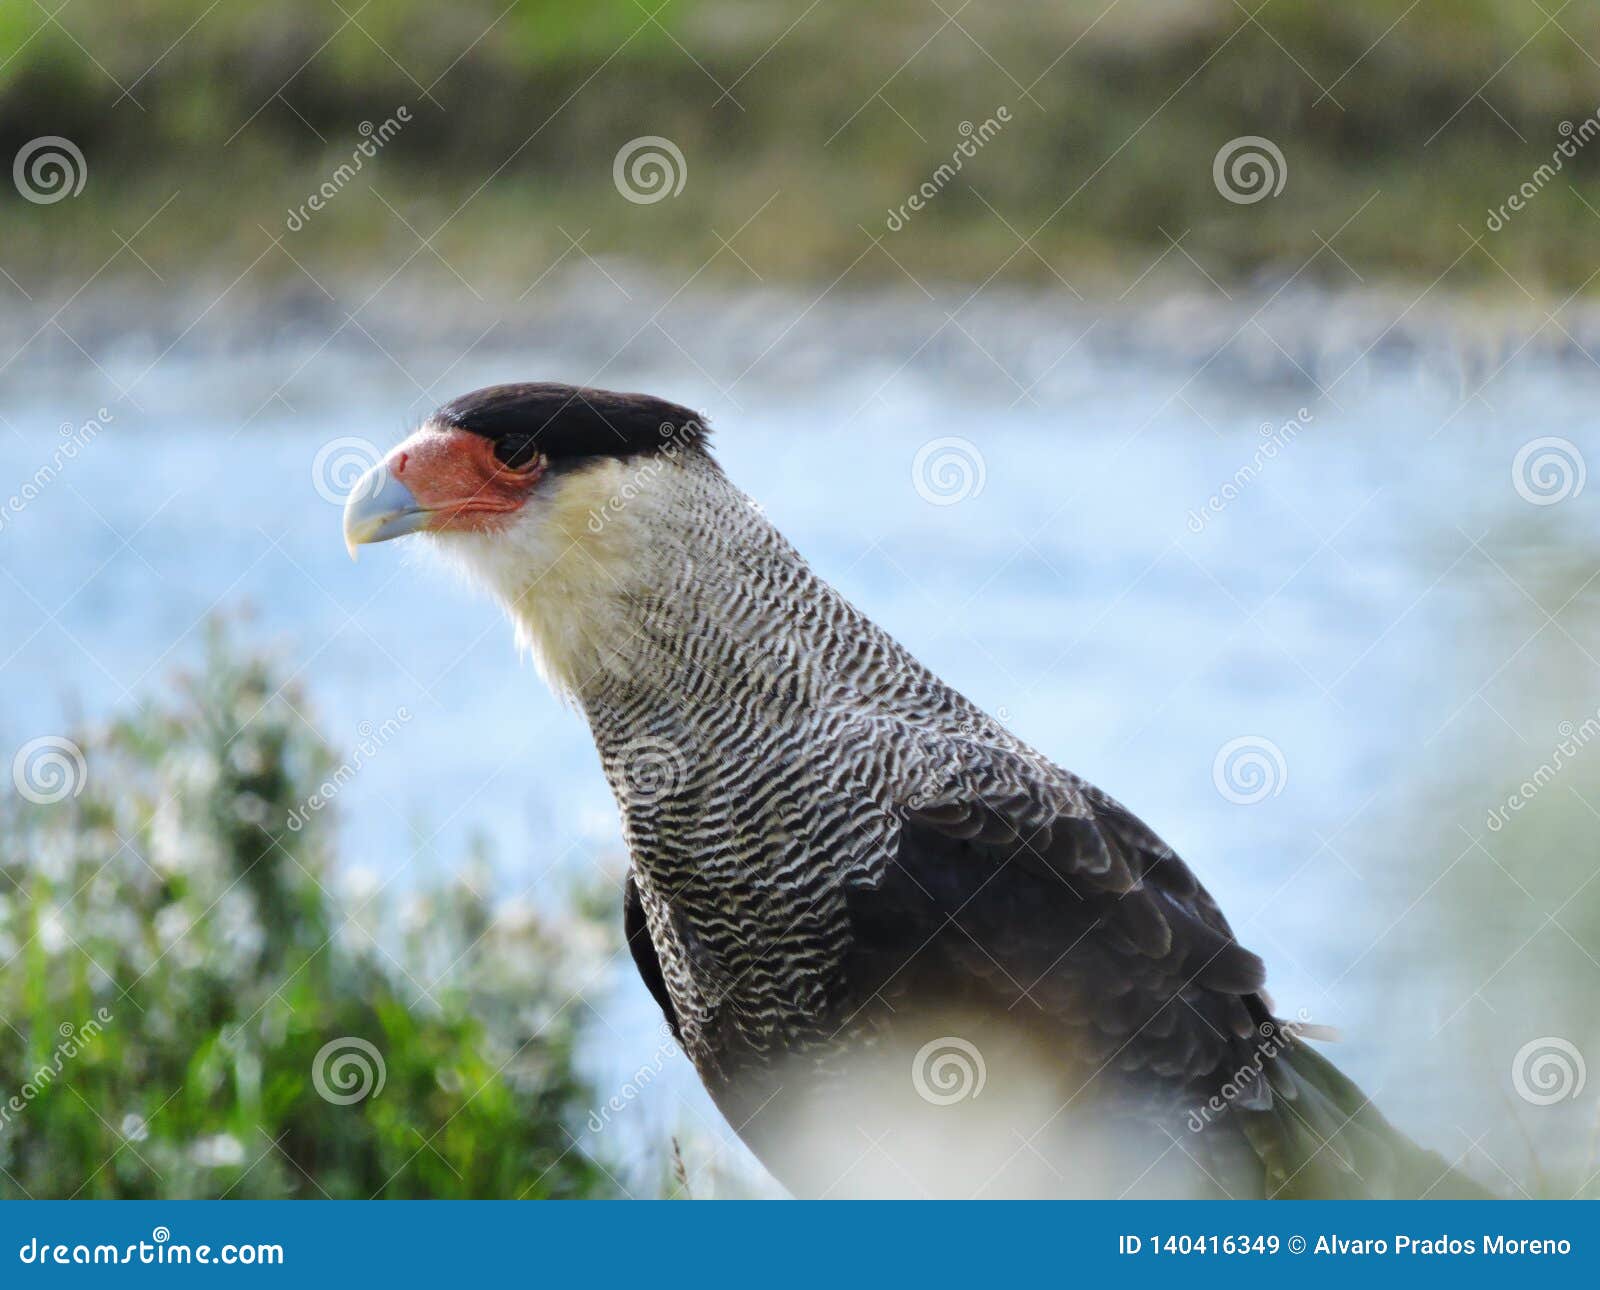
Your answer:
[433,383,708,467]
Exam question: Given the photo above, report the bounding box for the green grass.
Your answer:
[0,623,618,1199]
[3,1,1600,296]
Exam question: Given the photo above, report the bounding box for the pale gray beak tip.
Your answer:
[342,464,432,556]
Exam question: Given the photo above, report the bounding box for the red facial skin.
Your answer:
[390,427,545,533]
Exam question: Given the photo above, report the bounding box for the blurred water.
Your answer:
[3,299,1598,1191]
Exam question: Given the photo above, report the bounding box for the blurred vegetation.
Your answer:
[1349,544,1600,1199]
[0,625,619,1199]
[2,0,1600,295]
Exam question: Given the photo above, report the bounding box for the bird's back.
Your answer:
[569,449,1474,1198]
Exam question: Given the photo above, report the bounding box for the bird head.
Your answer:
[343,382,709,556]
[342,382,715,692]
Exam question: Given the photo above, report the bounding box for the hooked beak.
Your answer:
[343,464,433,559]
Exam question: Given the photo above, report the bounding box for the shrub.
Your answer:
[0,623,616,1199]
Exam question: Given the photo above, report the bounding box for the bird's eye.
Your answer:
[492,436,542,470]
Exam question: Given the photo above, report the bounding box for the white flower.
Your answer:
[227,742,266,776]
[189,1133,245,1167]
[495,897,540,936]
[38,907,67,954]
[341,865,381,905]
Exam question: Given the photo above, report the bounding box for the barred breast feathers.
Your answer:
[439,441,1043,840]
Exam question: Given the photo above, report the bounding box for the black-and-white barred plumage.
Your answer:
[404,384,1486,1199]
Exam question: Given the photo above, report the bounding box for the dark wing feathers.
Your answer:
[856,749,1271,1100]
[837,759,1491,1197]
[624,870,680,1040]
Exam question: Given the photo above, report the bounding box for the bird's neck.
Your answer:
[478,446,1012,809]
[569,470,850,734]
[456,451,818,737]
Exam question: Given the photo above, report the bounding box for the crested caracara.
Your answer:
[342,382,1483,1199]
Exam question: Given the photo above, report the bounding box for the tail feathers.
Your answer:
[1240,1042,1490,1199]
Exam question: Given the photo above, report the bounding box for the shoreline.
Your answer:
[6,269,1600,411]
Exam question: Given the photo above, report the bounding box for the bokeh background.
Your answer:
[1,0,1598,1198]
